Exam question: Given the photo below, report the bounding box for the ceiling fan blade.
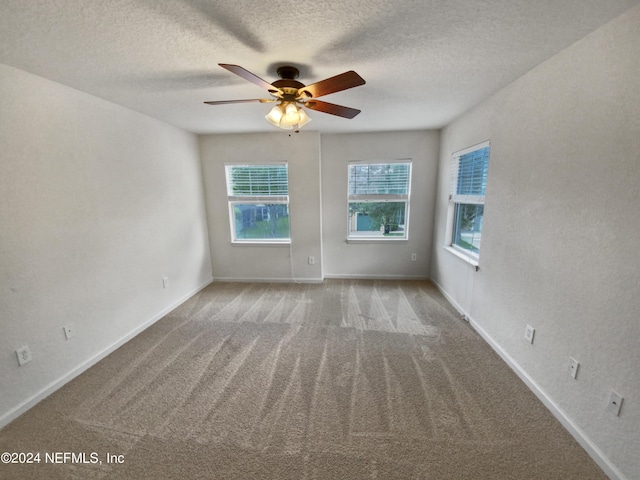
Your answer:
[219,64,281,94]
[304,100,361,119]
[204,98,275,105]
[298,71,365,99]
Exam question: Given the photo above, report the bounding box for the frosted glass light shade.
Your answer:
[265,102,311,130]
[265,104,285,127]
[296,108,311,128]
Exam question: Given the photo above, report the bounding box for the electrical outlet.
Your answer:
[63,323,75,340]
[524,325,535,344]
[607,390,623,416]
[162,276,169,289]
[308,256,315,265]
[568,357,579,379]
[16,346,32,366]
[411,253,417,261]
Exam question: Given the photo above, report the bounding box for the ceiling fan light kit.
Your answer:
[265,102,311,131]
[205,64,365,132]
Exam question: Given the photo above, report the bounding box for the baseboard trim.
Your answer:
[430,278,626,480]
[0,276,214,430]
[323,274,430,280]
[429,278,470,319]
[212,277,323,284]
[212,275,429,283]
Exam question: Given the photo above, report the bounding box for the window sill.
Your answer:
[347,238,408,244]
[444,246,479,271]
[231,240,291,246]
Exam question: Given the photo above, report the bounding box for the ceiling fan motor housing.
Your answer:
[276,65,300,80]
[272,66,306,95]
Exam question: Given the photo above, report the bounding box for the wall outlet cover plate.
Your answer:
[16,346,32,366]
[524,325,535,344]
[568,357,579,379]
[608,390,623,416]
[63,324,75,340]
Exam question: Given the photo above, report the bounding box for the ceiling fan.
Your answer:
[204,64,366,131]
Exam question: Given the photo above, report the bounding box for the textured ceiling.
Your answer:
[1,0,638,134]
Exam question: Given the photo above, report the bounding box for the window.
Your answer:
[225,164,290,243]
[347,161,412,240]
[446,142,490,262]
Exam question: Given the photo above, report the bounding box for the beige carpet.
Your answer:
[0,280,606,479]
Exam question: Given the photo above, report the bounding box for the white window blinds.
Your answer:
[348,162,411,199]
[225,164,289,201]
[450,143,490,204]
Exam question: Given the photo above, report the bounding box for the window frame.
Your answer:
[224,163,291,245]
[346,159,412,242]
[445,141,490,267]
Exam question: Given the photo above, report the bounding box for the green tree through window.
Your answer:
[225,164,290,243]
[347,161,412,239]
[448,142,490,259]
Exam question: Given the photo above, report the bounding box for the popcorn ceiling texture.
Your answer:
[0,281,607,479]
[0,0,637,133]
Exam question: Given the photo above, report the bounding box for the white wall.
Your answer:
[431,6,640,480]
[200,130,439,282]
[0,64,213,425]
[321,131,439,278]
[200,131,323,282]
